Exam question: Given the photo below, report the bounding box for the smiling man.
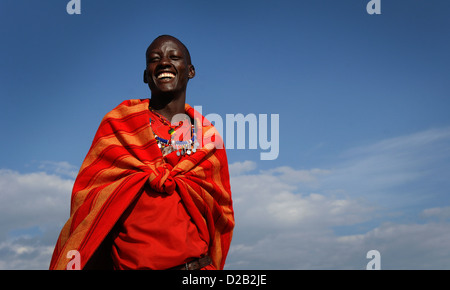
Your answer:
[144,35,196,121]
[49,35,235,270]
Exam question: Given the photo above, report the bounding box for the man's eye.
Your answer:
[170,55,181,60]
[150,57,160,62]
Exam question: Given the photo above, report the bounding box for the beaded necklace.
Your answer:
[149,107,199,156]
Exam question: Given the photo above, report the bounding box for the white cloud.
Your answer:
[229,160,257,176]
[0,165,73,269]
[0,169,72,235]
[227,160,450,269]
[227,219,450,270]
[227,164,376,269]
[0,237,55,270]
[229,163,374,231]
[336,222,450,269]
[225,127,450,269]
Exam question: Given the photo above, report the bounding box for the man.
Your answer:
[49,35,235,270]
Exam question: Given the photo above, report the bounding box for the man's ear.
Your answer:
[188,65,196,79]
[143,70,148,83]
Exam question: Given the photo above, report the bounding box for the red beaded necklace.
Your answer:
[149,107,184,136]
[149,107,198,156]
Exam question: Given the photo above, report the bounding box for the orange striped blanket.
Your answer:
[49,99,234,270]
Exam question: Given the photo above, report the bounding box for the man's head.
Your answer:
[144,35,195,98]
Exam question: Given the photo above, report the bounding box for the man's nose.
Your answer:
[158,56,171,67]
[155,57,172,71]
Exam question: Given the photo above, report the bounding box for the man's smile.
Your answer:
[156,71,176,81]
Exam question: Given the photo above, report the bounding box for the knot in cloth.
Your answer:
[148,163,176,194]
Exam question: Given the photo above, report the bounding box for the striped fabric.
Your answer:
[49,99,234,270]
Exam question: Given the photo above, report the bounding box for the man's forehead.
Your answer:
[147,36,185,53]
[145,35,192,64]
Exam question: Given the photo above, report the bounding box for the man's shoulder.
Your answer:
[110,98,150,112]
[115,98,150,109]
[101,99,150,121]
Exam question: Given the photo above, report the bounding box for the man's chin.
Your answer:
[150,87,181,101]
[150,83,173,93]
[154,79,178,91]
[151,82,187,96]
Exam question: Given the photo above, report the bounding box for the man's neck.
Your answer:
[149,92,186,122]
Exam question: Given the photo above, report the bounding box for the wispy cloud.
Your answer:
[320,127,450,207]
[36,161,79,179]
[421,206,450,221]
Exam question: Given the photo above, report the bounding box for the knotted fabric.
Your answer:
[148,163,176,194]
[49,99,234,270]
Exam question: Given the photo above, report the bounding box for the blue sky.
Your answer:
[1,0,450,269]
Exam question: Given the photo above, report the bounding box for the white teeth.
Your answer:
[157,72,175,79]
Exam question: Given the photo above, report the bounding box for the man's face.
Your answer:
[144,36,195,96]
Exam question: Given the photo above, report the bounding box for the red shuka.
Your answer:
[49,99,234,270]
